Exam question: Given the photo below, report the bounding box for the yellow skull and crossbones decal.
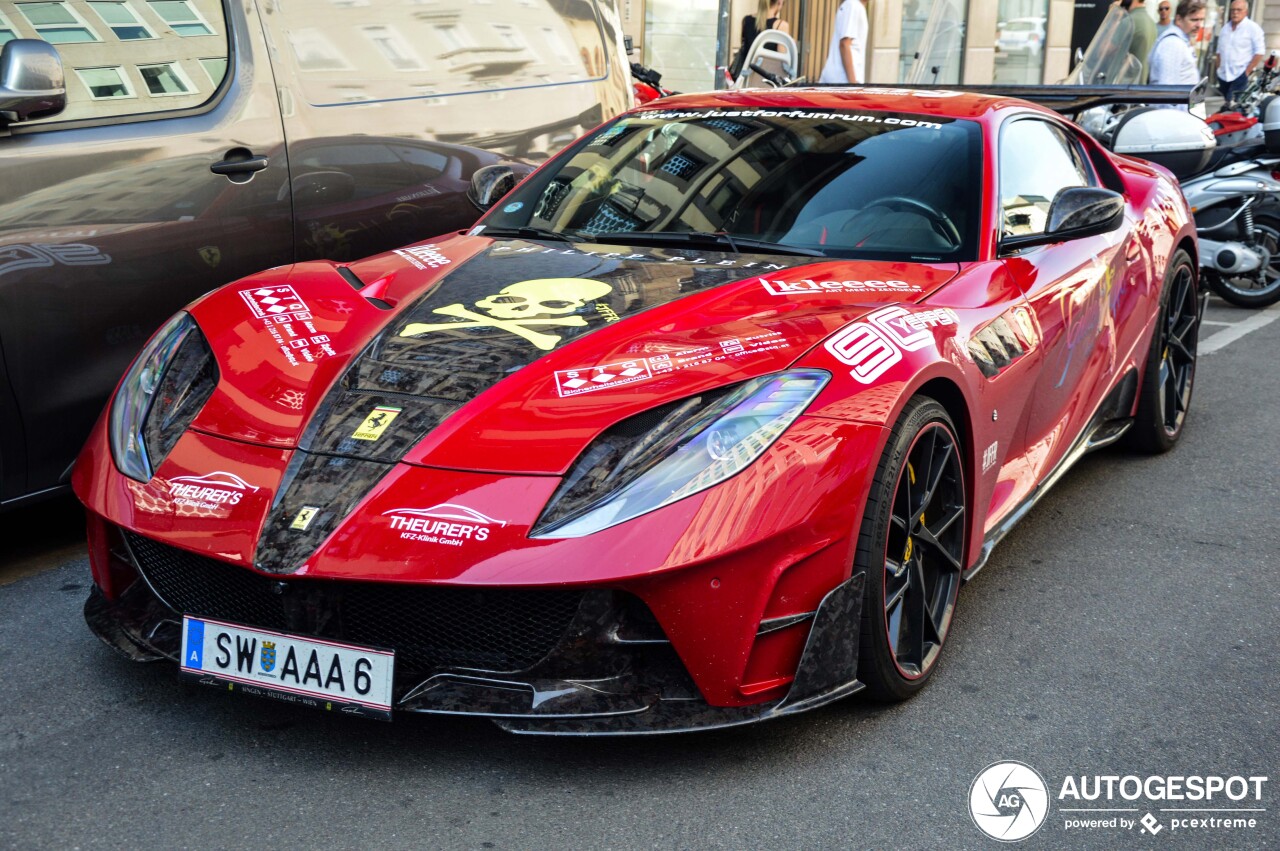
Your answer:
[399,277,613,351]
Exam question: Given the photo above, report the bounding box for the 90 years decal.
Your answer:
[825,307,958,384]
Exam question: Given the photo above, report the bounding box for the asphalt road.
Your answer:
[2,300,1277,850]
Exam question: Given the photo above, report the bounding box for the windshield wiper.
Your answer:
[479,225,580,247]
[583,230,826,258]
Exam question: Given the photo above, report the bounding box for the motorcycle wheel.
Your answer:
[1209,213,1280,308]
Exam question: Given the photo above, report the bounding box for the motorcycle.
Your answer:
[631,61,676,105]
[1072,8,1280,307]
[1206,53,1280,148]
[1179,155,1280,307]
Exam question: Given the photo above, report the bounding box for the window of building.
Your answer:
[0,9,18,44]
[148,0,213,36]
[15,2,101,43]
[137,61,193,95]
[900,0,966,84]
[994,0,1050,85]
[198,56,226,85]
[287,28,351,70]
[75,65,134,98]
[88,2,154,39]
[362,25,424,70]
[540,26,573,64]
[435,23,475,52]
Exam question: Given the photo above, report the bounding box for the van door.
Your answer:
[0,0,293,502]
[256,0,632,264]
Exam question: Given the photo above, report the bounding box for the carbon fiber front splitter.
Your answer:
[85,572,864,736]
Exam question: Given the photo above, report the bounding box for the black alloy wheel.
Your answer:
[857,397,967,701]
[1128,249,1200,453]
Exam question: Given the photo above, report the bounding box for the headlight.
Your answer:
[109,312,218,482]
[532,370,830,538]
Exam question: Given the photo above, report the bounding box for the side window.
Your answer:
[3,0,229,125]
[999,119,1094,238]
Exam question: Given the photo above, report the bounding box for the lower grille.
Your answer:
[123,531,583,676]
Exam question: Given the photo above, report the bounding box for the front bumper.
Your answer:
[86,556,865,735]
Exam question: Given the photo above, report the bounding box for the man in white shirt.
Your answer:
[1216,0,1266,105]
[819,0,869,84]
[1149,0,1207,102]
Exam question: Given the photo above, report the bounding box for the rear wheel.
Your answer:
[1210,213,1280,308]
[857,397,967,702]
[1127,249,1200,453]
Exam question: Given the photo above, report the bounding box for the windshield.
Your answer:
[481,107,982,262]
[1064,6,1142,85]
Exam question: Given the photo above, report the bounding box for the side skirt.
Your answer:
[963,369,1139,583]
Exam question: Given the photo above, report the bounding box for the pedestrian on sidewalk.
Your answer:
[729,0,790,81]
[1122,0,1158,82]
[818,0,869,84]
[1215,0,1266,105]
[1149,0,1206,105]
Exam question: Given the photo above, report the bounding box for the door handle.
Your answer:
[211,148,268,182]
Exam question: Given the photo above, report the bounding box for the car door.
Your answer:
[0,0,293,503]
[997,116,1133,483]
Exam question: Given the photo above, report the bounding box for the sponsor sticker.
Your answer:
[825,307,958,384]
[760,277,922,296]
[238,285,336,367]
[490,244,791,270]
[166,471,259,512]
[393,243,451,270]
[553,331,793,397]
[384,504,506,547]
[351,406,402,442]
[982,441,998,473]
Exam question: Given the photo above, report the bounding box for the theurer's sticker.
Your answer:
[351,406,402,441]
[384,504,506,547]
[291,507,320,531]
[167,472,259,511]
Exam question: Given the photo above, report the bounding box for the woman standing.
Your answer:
[730,0,790,80]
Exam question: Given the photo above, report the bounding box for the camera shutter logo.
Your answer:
[969,761,1050,841]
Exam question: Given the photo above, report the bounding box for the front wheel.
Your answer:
[1126,249,1200,453]
[856,397,967,702]
[1208,213,1280,308]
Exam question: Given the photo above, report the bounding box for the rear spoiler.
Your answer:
[808,84,1202,118]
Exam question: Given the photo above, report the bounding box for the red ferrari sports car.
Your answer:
[74,86,1201,733]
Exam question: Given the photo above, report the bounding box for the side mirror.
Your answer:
[467,164,517,212]
[0,40,66,125]
[1045,187,1125,237]
[1002,187,1124,251]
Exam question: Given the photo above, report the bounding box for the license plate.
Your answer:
[180,615,395,721]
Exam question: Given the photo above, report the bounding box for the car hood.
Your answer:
[189,233,959,476]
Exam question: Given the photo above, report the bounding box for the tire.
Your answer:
[856,397,967,702]
[1210,213,1280,308]
[1126,249,1200,453]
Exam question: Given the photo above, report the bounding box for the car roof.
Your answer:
[633,88,1046,122]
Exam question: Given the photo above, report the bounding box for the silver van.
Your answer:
[0,0,631,507]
